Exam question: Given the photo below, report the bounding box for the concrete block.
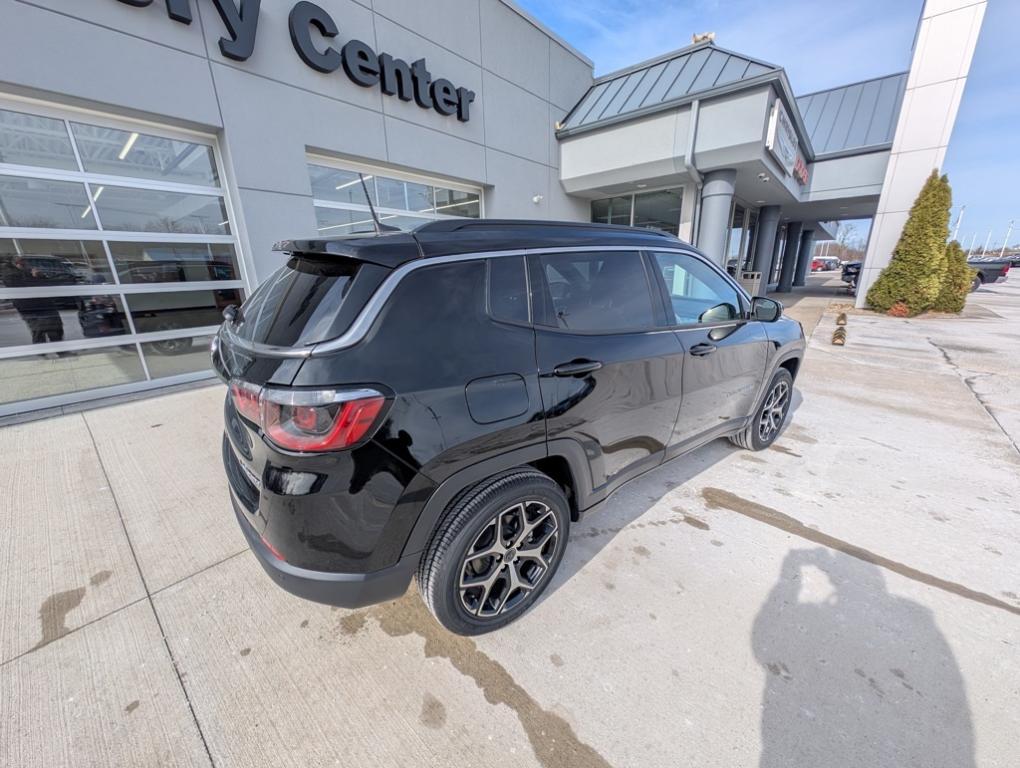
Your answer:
[0,601,208,768]
[0,415,144,663]
[82,385,245,593]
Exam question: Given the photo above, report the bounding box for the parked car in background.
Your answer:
[213,220,805,635]
[967,258,1012,291]
[841,260,861,292]
[811,257,840,272]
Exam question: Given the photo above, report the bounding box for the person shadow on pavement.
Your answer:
[752,548,975,768]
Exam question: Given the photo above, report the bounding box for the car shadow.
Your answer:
[753,548,975,767]
[547,384,805,598]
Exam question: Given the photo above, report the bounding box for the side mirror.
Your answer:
[751,296,783,322]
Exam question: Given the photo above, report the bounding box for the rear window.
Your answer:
[230,256,377,347]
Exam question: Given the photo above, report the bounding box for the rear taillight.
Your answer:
[230,380,262,424]
[229,382,386,452]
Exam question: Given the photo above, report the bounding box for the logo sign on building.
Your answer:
[116,0,475,122]
[765,100,798,177]
[792,154,809,186]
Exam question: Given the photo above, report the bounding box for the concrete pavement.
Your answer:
[2,276,1018,767]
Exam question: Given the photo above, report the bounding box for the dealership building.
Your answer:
[0,0,983,416]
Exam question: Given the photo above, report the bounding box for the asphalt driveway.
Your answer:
[2,277,1018,767]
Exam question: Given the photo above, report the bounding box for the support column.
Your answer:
[767,225,786,287]
[777,221,803,292]
[696,169,736,267]
[855,0,986,307]
[750,205,780,275]
[793,229,815,287]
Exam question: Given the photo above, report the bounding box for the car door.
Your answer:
[528,248,685,497]
[648,249,770,457]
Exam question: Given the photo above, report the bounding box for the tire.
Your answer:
[970,274,983,292]
[417,469,569,635]
[729,368,794,451]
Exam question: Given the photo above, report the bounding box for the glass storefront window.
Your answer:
[592,189,683,234]
[0,102,242,413]
[0,293,128,347]
[0,108,78,171]
[591,196,632,226]
[125,288,241,334]
[140,335,215,377]
[1,239,112,286]
[307,160,481,235]
[93,185,230,235]
[633,189,683,232]
[70,122,220,187]
[0,345,145,405]
[0,175,98,229]
[109,242,238,284]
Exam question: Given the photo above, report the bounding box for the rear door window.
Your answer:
[530,250,655,332]
[231,256,383,347]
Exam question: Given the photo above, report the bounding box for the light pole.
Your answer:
[999,219,1014,257]
[951,205,965,242]
[967,232,978,255]
[981,229,993,256]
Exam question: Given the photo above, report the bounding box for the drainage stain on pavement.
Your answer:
[419,693,447,729]
[33,587,86,650]
[701,487,1020,617]
[32,569,114,650]
[340,594,613,768]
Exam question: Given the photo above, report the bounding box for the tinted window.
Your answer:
[534,250,654,332]
[487,256,529,324]
[653,251,742,325]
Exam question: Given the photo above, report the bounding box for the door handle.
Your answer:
[553,360,603,377]
[689,343,717,357]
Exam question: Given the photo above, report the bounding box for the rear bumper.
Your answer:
[230,491,417,609]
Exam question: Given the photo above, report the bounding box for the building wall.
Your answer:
[0,0,593,283]
[856,0,986,306]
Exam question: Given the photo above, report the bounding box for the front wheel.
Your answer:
[970,274,983,292]
[729,368,794,451]
[417,469,569,635]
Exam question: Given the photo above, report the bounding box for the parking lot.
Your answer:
[2,276,1018,768]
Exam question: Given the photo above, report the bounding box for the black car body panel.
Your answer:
[215,220,805,608]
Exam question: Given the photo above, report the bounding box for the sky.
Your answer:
[518,0,1020,251]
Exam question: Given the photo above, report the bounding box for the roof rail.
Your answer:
[414,218,676,237]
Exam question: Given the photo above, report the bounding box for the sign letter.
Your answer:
[289,2,341,73]
[210,0,261,62]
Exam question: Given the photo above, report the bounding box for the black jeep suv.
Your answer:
[213,220,804,635]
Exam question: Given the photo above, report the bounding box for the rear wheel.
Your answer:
[729,368,794,451]
[970,274,983,292]
[417,469,569,635]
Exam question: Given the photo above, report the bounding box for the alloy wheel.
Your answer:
[758,380,790,443]
[458,500,559,618]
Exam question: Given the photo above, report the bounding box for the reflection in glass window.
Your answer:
[376,175,434,212]
[632,189,682,234]
[0,346,145,404]
[125,288,241,334]
[433,188,479,217]
[0,239,112,286]
[70,122,219,187]
[0,176,98,229]
[535,250,654,332]
[94,185,229,235]
[314,206,430,235]
[0,293,127,347]
[109,242,238,284]
[141,335,214,377]
[653,251,741,325]
[591,196,631,226]
[0,108,78,171]
[307,165,371,206]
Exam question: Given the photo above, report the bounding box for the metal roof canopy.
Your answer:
[560,41,780,133]
[796,72,908,158]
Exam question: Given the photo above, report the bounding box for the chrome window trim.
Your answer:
[220,244,727,359]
